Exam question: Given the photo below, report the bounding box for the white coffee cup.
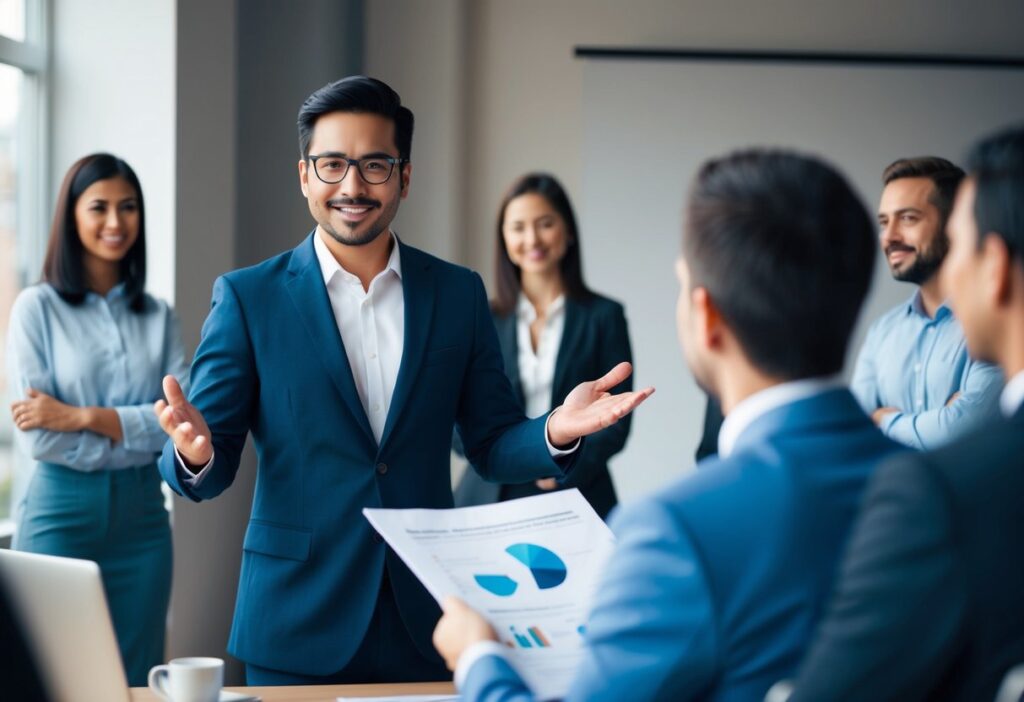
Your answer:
[148,657,224,702]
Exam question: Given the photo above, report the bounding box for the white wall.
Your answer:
[50,0,176,303]
[462,0,1024,277]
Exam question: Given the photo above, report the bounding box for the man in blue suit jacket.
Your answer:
[154,77,652,685]
[433,150,904,701]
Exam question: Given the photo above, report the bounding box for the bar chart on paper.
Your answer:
[508,625,553,648]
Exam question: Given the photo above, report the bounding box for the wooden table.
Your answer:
[131,681,457,700]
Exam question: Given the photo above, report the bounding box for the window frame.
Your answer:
[0,0,51,543]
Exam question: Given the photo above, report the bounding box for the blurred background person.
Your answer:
[5,153,188,685]
[454,173,633,519]
[850,157,1002,449]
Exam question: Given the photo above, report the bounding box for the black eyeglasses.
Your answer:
[307,154,407,185]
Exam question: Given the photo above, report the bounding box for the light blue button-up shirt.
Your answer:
[5,283,188,471]
[850,291,1002,450]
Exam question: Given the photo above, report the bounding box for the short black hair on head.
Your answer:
[297,75,414,162]
[881,156,965,230]
[967,124,1024,259]
[684,149,876,380]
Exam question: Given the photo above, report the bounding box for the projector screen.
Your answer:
[579,54,1024,502]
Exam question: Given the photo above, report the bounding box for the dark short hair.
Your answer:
[684,150,875,380]
[882,156,965,229]
[42,154,147,312]
[491,173,593,317]
[966,124,1024,259]
[296,75,414,162]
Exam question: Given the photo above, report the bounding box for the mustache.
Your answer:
[885,243,916,256]
[327,197,381,208]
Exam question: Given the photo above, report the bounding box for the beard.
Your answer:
[319,192,400,247]
[888,230,950,285]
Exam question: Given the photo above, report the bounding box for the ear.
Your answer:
[400,162,412,199]
[691,286,724,352]
[981,232,1014,306]
[298,159,310,198]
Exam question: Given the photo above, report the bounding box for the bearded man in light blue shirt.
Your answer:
[851,157,1002,449]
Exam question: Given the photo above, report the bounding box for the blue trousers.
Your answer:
[14,462,172,686]
[245,572,450,685]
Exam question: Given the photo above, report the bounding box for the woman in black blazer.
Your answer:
[454,173,633,519]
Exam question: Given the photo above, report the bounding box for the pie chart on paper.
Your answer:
[473,543,568,596]
[505,543,567,589]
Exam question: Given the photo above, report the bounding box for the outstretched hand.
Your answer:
[432,596,498,672]
[154,375,212,469]
[546,362,654,448]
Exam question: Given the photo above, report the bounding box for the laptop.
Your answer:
[0,549,131,702]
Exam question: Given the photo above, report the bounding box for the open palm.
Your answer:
[547,362,654,447]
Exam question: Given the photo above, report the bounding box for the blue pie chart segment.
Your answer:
[474,574,519,597]
[505,543,567,589]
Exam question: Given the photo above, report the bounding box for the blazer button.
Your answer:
[372,532,383,544]
[376,462,388,475]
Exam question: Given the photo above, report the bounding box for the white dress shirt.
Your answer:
[1000,370,1024,417]
[516,294,566,418]
[717,376,844,458]
[314,231,404,442]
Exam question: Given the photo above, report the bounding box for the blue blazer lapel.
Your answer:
[553,299,584,402]
[379,240,436,450]
[284,233,375,445]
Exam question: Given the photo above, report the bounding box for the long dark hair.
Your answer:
[41,153,147,312]
[491,173,593,316]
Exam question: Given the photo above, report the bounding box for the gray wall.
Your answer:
[366,0,1024,273]
[236,0,364,267]
[172,0,362,684]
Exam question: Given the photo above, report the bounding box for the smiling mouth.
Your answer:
[329,202,378,223]
[886,246,914,260]
[99,234,127,246]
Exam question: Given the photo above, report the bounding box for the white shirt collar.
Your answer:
[516,293,566,323]
[717,376,844,459]
[1000,370,1024,418]
[313,229,402,287]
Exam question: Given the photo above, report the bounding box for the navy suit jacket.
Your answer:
[454,294,632,518]
[791,406,1024,702]
[159,234,574,675]
[461,389,902,702]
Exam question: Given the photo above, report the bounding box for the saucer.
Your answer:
[220,692,261,702]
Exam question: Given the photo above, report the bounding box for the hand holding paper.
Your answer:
[433,596,498,671]
[363,490,616,700]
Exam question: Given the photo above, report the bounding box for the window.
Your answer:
[0,0,48,533]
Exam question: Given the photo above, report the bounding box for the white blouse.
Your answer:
[515,294,566,418]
